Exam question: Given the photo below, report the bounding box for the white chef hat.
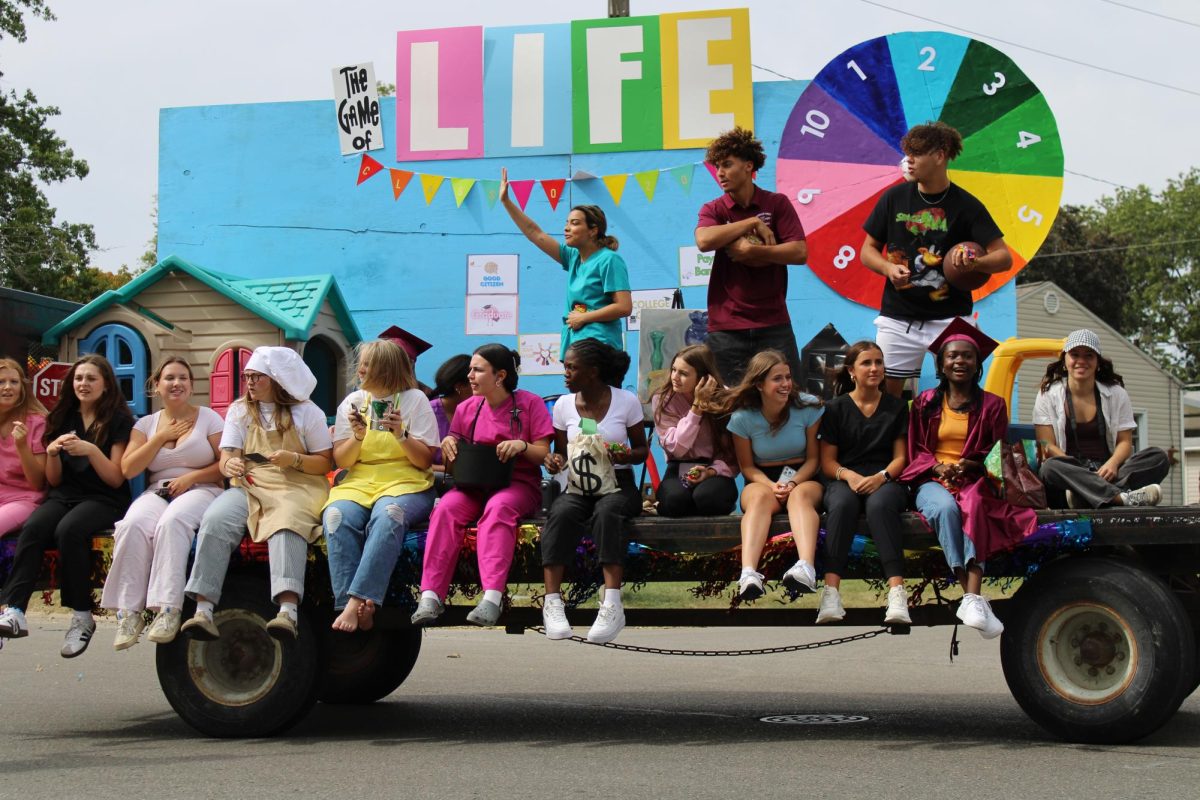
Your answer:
[243,346,317,402]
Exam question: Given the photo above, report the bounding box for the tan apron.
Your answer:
[234,420,329,544]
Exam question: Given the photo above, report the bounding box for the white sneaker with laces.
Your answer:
[1120,484,1162,507]
[0,607,29,638]
[816,586,845,624]
[781,560,817,594]
[61,616,96,658]
[146,609,182,644]
[957,593,1003,639]
[884,585,911,625]
[586,601,625,644]
[977,596,1004,639]
[113,611,145,651]
[542,596,572,640]
[737,570,765,601]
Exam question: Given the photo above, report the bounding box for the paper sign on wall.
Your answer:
[333,63,384,155]
[518,333,563,375]
[679,245,714,287]
[627,288,676,331]
[466,294,518,335]
[467,254,519,295]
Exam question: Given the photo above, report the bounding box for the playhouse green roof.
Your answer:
[43,255,363,346]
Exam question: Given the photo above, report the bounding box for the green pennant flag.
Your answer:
[451,177,476,208]
[634,169,659,202]
[669,163,695,194]
[478,179,501,209]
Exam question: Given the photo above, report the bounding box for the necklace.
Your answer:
[917,185,950,205]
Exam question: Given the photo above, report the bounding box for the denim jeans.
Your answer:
[914,481,977,572]
[323,489,436,608]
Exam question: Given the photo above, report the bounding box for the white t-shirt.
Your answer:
[332,388,440,446]
[219,400,333,453]
[552,388,644,471]
[133,406,225,483]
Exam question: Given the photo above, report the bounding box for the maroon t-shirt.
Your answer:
[696,186,806,331]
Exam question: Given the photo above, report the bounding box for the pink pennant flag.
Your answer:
[510,179,536,211]
[703,161,721,186]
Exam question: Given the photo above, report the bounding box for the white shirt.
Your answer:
[1033,380,1136,455]
[332,389,440,446]
[219,400,333,453]
[552,388,644,471]
[133,406,225,483]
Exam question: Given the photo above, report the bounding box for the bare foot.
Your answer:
[332,599,361,633]
[358,599,376,632]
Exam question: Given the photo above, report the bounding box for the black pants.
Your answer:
[706,324,801,387]
[541,470,642,566]
[2,497,126,611]
[656,463,738,517]
[1040,448,1171,508]
[822,480,907,579]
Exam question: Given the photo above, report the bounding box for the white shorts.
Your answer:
[873,316,973,380]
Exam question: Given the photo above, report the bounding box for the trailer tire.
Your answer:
[1001,557,1195,744]
[155,575,319,738]
[318,626,422,705]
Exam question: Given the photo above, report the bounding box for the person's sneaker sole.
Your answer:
[781,573,816,594]
[0,624,29,639]
[884,609,913,625]
[466,600,502,627]
[738,583,765,601]
[181,617,220,641]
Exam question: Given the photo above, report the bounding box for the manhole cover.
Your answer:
[760,714,869,725]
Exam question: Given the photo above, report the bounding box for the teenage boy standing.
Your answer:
[861,121,1012,396]
[695,127,808,386]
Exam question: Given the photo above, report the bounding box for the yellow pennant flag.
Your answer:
[602,173,629,206]
[450,177,476,208]
[634,170,659,202]
[420,174,445,205]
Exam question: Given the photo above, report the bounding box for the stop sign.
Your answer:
[33,362,72,409]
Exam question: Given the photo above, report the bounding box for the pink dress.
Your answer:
[0,414,47,536]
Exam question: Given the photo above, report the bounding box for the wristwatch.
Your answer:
[879,469,893,482]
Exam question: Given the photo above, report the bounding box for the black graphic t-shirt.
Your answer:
[863,182,1003,321]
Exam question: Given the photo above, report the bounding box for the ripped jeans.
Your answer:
[323,490,436,609]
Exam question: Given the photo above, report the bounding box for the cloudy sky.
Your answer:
[4,0,1198,271]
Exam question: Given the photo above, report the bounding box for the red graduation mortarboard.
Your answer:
[927,317,998,362]
[379,326,433,361]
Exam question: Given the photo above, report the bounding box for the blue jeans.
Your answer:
[323,489,435,608]
[914,481,978,573]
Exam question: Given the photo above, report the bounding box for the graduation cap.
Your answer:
[379,326,433,362]
[927,317,998,362]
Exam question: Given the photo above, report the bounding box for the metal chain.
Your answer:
[526,626,889,656]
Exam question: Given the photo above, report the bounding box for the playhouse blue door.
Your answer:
[78,323,149,416]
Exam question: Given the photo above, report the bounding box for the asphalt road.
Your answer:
[2,616,1198,799]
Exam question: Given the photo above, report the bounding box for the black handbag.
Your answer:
[450,396,520,491]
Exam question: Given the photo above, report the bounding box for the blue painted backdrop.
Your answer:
[157,80,1015,398]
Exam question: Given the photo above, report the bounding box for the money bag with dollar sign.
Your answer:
[565,433,618,497]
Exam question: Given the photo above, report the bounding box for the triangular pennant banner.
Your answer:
[703,161,721,186]
[389,169,414,200]
[420,174,445,205]
[602,173,629,206]
[541,179,566,211]
[357,154,385,185]
[478,179,501,209]
[669,163,695,194]
[510,179,536,211]
[450,177,476,208]
[634,170,659,202]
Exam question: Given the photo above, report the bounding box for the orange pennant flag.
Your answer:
[389,169,414,200]
[541,179,567,211]
[420,174,445,205]
[357,154,385,185]
[602,173,629,206]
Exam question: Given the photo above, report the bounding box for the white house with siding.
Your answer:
[1013,281,1185,505]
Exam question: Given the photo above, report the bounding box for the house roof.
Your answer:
[42,254,363,345]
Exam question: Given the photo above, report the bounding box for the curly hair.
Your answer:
[900,121,963,161]
[1039,354,1124,393]
[705,126,766,171]
[723,349,820,433]
[564,337,630,389]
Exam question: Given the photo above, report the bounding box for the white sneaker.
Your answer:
[146,609,182,644]
[884,585,911,625]
[737,570,765,601]
[957,593,1003,639]
[586,601,625,644]
[0,607,29,638]
[1120,484,1162,507]
[542,596,573,640]
[113,611,145,651]
[61,616,96,658]
[816,586,845,624]
[781,560,817,594]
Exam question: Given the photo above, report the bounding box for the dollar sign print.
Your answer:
[570,450,602,495]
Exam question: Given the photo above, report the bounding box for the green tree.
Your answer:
[0,1,129,302]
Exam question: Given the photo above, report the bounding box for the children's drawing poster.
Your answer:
[518,333,563,375]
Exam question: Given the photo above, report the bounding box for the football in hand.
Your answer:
[943,242,989,291]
